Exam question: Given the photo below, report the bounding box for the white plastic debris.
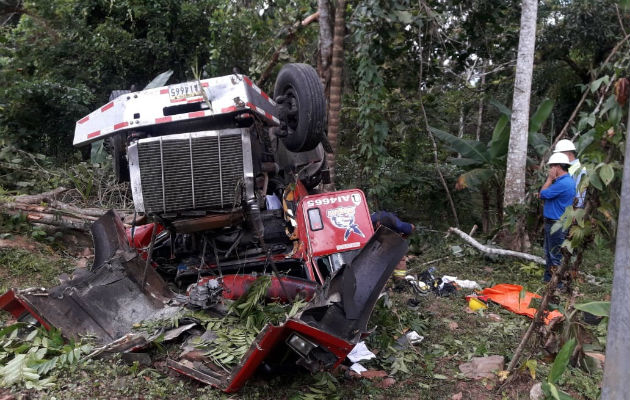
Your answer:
[350,363,367,373]
[405,330,424,345]
[441,275,481,290]
[348,341,376,363]
[396,330,425,348]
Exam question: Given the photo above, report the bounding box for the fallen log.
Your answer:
[2,190,126,232]
[3,202,100,222]
[448,227,545,265]
[12,187,68,204]
[1,207,93,232]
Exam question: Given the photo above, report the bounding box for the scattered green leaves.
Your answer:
[0,324,92,390]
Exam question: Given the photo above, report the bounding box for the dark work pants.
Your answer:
[543,220,566,282]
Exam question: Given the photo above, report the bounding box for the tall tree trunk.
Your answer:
[501,0,537,251]
[602,97,630,399]
[325,0,345,188]
[503,0,537,209]
[475,64,486,142]
[318,0,333,97]
[457,103,465,158]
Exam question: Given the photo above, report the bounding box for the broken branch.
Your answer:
[256,12,320,87]
[448,227,545,264]
[12,187,68,204]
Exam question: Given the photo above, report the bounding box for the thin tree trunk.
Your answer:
[475,65,486,142]
[507,255,569,372]
[318,0,333,97]
[457,103,465,158]
[325,0,345,188]
[602,97,630,399]
[417,21,459,227]
[503,0,538,209]
[481,186,490,234]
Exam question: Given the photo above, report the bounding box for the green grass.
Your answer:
[0,248,74,293]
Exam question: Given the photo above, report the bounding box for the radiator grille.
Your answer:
[137,132,243,214]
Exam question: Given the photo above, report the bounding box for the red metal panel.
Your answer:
[224,319,354,393]
[0,290,51,329]
[298,189,373,258]
[125,223,164,249]
[211,275,317,302]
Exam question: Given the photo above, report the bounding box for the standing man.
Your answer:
[539,152,576,282]
[554,139,586,208]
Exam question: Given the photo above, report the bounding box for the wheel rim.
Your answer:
[283,86,300,138]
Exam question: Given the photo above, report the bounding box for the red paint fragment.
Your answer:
[100,102,114,112]
[78,116,89,124]
[87,130,101,139]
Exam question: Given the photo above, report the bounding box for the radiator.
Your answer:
[127,129,251,214]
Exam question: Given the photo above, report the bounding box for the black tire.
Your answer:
[107,90,131,182]
[273,64,326,152]
[109,133,129,183]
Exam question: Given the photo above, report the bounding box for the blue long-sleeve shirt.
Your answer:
[540,174,576,220]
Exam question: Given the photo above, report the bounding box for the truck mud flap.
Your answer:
[0,210,173,344]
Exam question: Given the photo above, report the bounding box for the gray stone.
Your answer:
[458,355,505,379]
[529,382,544,400]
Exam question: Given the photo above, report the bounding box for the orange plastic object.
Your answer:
[480,284,563,325]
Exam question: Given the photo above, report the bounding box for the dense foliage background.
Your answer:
[1,0,628,240]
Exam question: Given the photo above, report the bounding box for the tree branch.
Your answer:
[256,12,320,88]
[448,227,545,264]
[538,33,630,170]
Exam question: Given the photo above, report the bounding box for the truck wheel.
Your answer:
[107,90,131,183]
[109,133,129,183]
[273,64,326,152]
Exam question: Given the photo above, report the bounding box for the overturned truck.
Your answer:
[0,64,407,392]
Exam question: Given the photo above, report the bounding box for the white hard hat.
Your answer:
[553,139,576,153]
[547,152,571,165]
